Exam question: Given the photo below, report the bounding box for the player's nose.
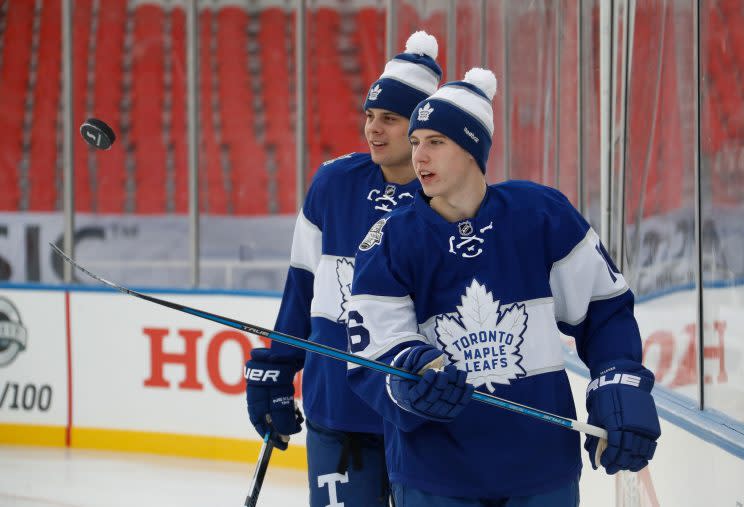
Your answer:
[366,116,383,134]
[412,143,429,164]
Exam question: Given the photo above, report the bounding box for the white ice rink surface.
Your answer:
[0,445,308,507]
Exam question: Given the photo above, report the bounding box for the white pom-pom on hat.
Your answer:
[405,30,438,60]
[463,67,498,100]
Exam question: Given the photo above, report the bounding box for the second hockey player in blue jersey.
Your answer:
[347,68,661,505]
[244,32,443,506]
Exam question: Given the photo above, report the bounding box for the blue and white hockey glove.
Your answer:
[387,345,474,423]
[584,361,661,474]
[244,348,304,451]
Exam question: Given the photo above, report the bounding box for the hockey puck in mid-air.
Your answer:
[80,118,116,150]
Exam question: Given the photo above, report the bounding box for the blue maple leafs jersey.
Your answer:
[271,152,421,433]
[348,180,645,497]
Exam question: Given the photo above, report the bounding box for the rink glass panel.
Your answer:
[700,0,744,423]
[73,0,192,288]
[484,0,586,215]
[0,0,65,282]
[0,0,741,420]
[197,2,293,290]
[622,0,700,407]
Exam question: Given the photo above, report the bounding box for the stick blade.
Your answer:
[49,243,130,295]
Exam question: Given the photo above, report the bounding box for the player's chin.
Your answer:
[419,181,442,198]
[369,151,385,165]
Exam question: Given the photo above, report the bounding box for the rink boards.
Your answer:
[0,287,306,469]
[0,285,743,504]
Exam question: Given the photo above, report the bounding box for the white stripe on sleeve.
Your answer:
[550,228,629,326]
[289,209,322,275]
[347,294,428,369]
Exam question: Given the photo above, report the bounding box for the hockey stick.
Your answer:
[244,432,274,507]
[51,244,607,440]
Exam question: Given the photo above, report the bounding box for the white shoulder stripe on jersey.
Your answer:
[550,228,629,326]
[289,209,322,275]
[347,293,428,369]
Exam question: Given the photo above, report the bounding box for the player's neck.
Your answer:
[430,178,487,222]
[380,161,417,185]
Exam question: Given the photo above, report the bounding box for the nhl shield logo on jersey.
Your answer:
[434,280,526,392]
[458,221,474,236]
[359,218,388,251]
[417,102,434,121]
[368,84,382,100]
[449,221,493,259]
[367,185,413,212]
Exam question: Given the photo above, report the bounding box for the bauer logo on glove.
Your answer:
[244,367,281,383]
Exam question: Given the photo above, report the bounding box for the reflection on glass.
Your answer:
[70,2,191,288]
[0,1,65,283]
[397,0,449,78]
[581,0,601,229]
[454,0,482,77]
[485,0,507,181]
[623,0,698,405]
[483,0,582,208]
[700,0,744,423]
[199,3,295,290]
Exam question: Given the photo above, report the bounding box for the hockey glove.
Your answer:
[584,361,661,474]
[245,348,304,451]
[387,345,474,423]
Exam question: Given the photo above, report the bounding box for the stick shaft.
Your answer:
[51,244,607,440]
[244,433,274,507]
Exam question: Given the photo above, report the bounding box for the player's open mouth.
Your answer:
[418,170,435,182]
[369,140,386,148]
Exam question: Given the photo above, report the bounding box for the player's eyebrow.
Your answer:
[416,134,446,141]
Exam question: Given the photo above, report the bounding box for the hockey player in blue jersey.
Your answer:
[243,32,442,506]
[347,68,661,506]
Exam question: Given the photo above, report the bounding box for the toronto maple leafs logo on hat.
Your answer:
[417,102,434,121]
[434,280,527,391]
[368,84,382,101]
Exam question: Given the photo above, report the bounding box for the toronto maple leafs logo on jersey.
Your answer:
[449,221,493,258]
[367,185,414,212]
[417,102,434,121]
[336,258,354,322]
[368,84,382,100]
[359,218,388,251]
[435,280,527,391]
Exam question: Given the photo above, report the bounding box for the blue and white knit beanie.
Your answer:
[363,31,442,119]
[408,68,498,173]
